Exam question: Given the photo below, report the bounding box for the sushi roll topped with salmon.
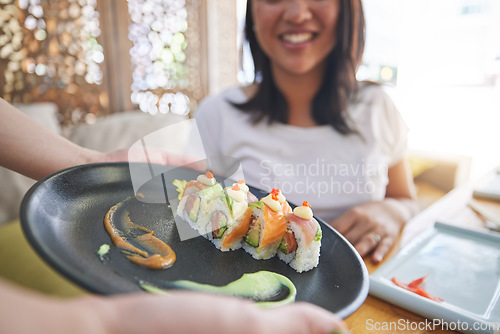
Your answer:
[244,189,292,260]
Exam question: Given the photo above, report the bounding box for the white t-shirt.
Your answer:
[192,84,408,223]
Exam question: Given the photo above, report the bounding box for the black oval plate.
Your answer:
[20,162,368,318]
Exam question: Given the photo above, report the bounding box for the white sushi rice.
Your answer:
[278,220,321,273]
[210,237,224,250]
[210,236,243,251]
[278,250,294,264]
[243,242,277,260]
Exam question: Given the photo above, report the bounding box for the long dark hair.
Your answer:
[233,0,365,135]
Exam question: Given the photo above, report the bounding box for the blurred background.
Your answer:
[358,0,500,181]
[1,0,499,224]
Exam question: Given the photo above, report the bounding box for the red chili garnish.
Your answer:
[302,201,311,208]
[407,274,428,288]
[391,276,443,302]
[238,179,245,184]
[232,184,240,191]
[204,171,214,179]
[270,188,280,201]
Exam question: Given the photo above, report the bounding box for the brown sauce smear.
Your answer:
[103,197,176,269]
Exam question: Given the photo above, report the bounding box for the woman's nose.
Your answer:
[282,0,313,23]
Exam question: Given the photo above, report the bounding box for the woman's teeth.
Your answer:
[282,33,313,44]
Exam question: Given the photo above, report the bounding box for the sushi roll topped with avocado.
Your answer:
[209,182,253,251]
[176,172,223,232]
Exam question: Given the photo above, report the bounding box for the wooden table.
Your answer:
[345,175,500,334]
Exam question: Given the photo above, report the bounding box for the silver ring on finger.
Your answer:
[368,232,381,244]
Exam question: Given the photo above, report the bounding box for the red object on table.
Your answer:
[391,276,443,302]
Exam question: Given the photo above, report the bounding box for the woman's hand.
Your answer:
[330,159,419,263]
[330,198,417,263]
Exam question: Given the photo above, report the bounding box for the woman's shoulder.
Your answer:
[350,81,400,119]
[195,86,247,117]
[353,81,393,104]
[348,81,404,132]
[193,86,255,130]
[199,86,249,106]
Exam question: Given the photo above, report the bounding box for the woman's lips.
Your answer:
[280,32,316,44]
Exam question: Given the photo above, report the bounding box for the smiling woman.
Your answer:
[251,0,340,77]
[192,0,418,263]
[237,0,364,130]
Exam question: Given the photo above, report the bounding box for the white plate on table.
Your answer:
[370,222,500,334]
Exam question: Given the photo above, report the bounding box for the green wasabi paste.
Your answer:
[141,271,296,308]
[97,243,110,261]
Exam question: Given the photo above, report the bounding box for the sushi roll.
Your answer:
[177,172,223,232]
[278,201,322,273]
[208,183,252,251]
[235,179,259,204]
[197,183,231,240]
[176,177,321,272]
[244,189,292,260]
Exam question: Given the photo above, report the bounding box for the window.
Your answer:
[360,0,500,178]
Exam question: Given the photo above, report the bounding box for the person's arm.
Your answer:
[0,98,106,180]
[330,158,419,263]
[0,279,348,334]
[0,98,202,180]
